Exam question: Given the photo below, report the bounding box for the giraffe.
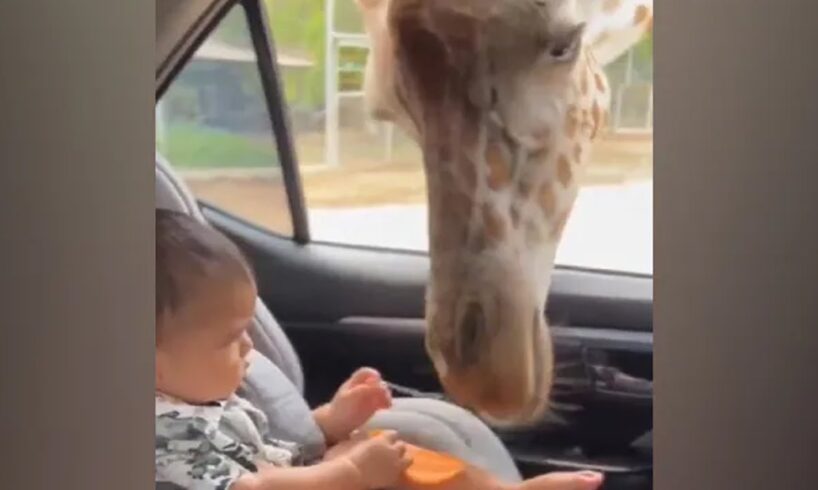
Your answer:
[353,0,652,425]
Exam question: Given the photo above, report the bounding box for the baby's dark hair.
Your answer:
[156,209,255,338]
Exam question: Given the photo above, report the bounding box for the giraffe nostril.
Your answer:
[457,301,485,366]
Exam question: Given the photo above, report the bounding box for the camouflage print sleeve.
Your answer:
[156,442,250,490]
[156,409,254,490]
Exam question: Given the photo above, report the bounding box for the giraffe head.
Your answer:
[355,0,611,424]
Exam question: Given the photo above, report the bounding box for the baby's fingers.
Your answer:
[377,382,393,408]
[349,429,368,442]
[364,386,392,411]
[349,367,382,386]
[377,429,399,443]
[383,383,393,407]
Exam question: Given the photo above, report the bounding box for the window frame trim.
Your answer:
[242,0,310,243]
[156,0,310,243]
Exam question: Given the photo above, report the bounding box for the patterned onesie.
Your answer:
[155,393,306,489]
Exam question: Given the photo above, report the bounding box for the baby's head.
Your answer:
[155,209,256,404]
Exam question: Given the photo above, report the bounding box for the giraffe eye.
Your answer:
[550,44,569,58]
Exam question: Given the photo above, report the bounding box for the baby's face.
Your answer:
[156,277,257,403]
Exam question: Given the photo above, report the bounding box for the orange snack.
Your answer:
[369,430,467,486]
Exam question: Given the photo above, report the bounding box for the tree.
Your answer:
[264,0,326,109]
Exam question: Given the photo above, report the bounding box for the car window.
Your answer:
[155,4,292,237]
[158,1,653,276]
[267,1,653,275]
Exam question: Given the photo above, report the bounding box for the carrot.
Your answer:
[369,430,467,486]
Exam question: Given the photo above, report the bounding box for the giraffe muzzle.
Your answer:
[426,274,553,425]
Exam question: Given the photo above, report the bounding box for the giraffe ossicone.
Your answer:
[355,0,649,425]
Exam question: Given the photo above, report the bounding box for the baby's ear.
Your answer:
[544,22,586,64]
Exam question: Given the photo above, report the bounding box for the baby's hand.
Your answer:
[323,431,366,461]
[345,430,411,489]
[315,368,392,443]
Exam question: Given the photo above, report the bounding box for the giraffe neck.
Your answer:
[460,46,610,299]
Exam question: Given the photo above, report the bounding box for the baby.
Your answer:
[155,209,603,490]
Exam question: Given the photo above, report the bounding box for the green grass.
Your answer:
[157,123,279,169]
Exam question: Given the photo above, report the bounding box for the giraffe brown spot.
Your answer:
[538,183,557,219]
[591,101,601,139]
[557,154,572,187]
[486,143,511,190]
[594,72,606,93]
[482,203,506,244]
[579,109,594,135]
[565,121,577,139]
[564,106,579,139]
[634,5,650,25]
[603,0,622,13]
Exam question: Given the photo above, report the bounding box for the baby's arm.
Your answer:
[231,458,364,490]
[235,431,411,490]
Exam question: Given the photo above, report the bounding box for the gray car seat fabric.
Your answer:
[366,398,522,483]
[155,154,522,482]
[240,350,327,461]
